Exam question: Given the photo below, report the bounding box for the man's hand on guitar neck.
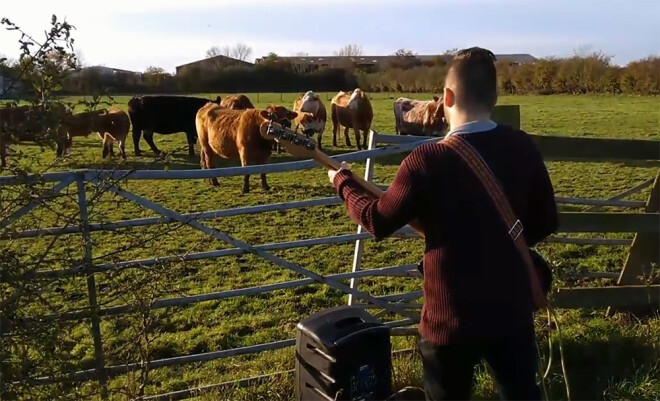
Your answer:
[327,161,351,184]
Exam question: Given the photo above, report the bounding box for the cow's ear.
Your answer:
[259,110,270,120]
[288,111,298,120]
[433,95,439,102]
[215,96,221,103]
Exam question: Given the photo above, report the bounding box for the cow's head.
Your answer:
[299,91,321,114]
[296,111,324,134]
[348,88,365,111]
[423,96,447,135]
[260,105,297,128]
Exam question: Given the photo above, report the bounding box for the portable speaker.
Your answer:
[295,306,392,401]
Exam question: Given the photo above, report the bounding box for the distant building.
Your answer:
[85,66,143,83]
[254,53,537,70]
[66,66,144,85]
[175,55,254,76]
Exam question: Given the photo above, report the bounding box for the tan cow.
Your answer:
[58,108,131,158]
[292,91,327,150]
[196,103,297,193]
[220,94,255,110]
[91,108,131,159]
[61,110,106,155]
[330,88,373,150]
[393,96,447,136]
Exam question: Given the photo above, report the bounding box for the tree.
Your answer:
[394,48,416,58]
[334,44,363,57]
[388,49,420,70]
[233,43,252,61]
[143,66,171,91]
[206,43,253,62]
[259,52,280,65]
[205,46,222,58]
[144,66,167,75]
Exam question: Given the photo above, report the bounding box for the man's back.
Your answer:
[406,124,557,344]
[332,124,557,344]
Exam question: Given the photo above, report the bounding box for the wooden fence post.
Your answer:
[610,169,660,313]
[77,175,109,399]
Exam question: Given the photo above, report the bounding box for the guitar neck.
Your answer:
[313,149,426,238]
[313,150,385,199]
[258,120,424,237]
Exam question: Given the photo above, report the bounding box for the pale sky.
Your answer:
[1,0,658,73]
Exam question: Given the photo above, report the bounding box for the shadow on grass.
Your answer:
[544,335,660,400]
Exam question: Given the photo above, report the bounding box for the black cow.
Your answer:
[128,95,221,157]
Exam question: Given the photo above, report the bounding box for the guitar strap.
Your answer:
[443,134,548,309]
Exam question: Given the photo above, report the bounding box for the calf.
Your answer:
[128,95,220,157]
[393,96,447,136]
[196,103,297,193]
[292,91,327,150]
[91,109,131,159]
[330,88,373,150]
[220,94,255,110]
[61,109,106,155]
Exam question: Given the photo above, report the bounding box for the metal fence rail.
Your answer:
[2,131,658,399]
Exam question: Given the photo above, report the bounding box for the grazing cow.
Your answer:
[91,109,131,159]
[127,95,221,157]
[220,94,255,110]
[330,88,373,150]
[393,96,447,136]
[59,108,131,158]
[61,109,107,155]
[196,103,297,193]
[0,103,68,167]
[292,91,327,150]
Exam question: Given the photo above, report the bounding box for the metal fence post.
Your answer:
[76,174,108,399]
[348,131,377,305]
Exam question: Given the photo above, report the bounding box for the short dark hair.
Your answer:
[446,47,498,111]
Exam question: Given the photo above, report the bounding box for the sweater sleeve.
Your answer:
[333,158,419,240]
[524,154,559,246]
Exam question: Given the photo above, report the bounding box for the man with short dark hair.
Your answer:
[328,47,558,400]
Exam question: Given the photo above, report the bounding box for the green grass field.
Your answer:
[2,94,659,400]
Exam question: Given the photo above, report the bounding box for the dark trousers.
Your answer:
[419,332,541,401]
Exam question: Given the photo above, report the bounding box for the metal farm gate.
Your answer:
[1,128,658,400]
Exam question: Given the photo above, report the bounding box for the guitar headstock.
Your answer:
[259,121,320,159]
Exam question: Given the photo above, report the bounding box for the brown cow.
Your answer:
[59,108,131,158]
[196,103,297,193]
[91,108,131,159]
[220,94,255,110]
[293,91,327,150]
[393,96,447,136]
[61,109,106,155]
[330,88,373,150]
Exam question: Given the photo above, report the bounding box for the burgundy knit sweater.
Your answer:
[333,125,558,345]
